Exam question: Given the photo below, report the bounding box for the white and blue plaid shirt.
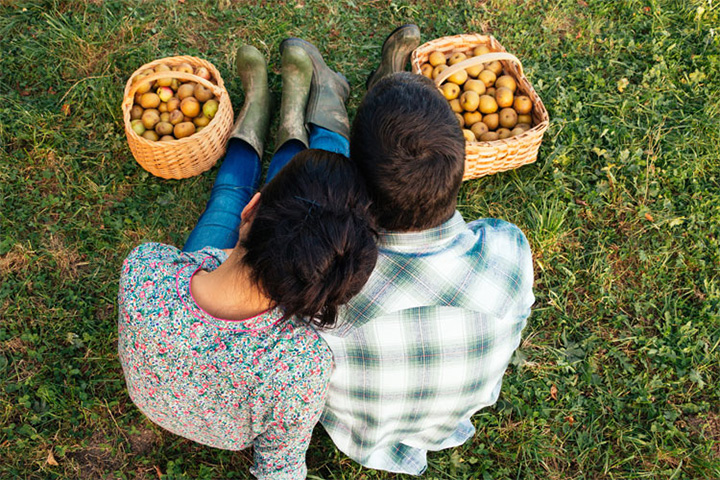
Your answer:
[319,212,534,474]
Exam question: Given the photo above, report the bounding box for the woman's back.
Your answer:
[118,243,332,477]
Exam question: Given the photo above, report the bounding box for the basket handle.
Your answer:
[125,70,225,105]
[434,52,524,86]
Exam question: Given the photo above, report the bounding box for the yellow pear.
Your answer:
[429,51,447,67]
[463,79,486,95]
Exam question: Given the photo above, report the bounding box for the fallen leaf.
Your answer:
[550,384,558,401]
[617,77,629,93]
[574,198,588,206]
[578,0,588,6]
[645,212,654,222]
[565,415,575,425]
[47,450,59,466]
[61,104,71,116]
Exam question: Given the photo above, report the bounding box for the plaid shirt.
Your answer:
[319,212,534,475]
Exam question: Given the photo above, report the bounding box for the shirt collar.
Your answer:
[377,211,467,251]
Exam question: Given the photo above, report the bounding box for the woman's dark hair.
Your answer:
[240,149,378,328]
[350,72,465,231]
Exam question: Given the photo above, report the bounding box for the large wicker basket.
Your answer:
[411,34,549,181]
[122,56,234,179]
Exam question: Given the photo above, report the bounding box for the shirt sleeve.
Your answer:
[250,365,332,480]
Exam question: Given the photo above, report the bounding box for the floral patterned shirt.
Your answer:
[118,243,333,479]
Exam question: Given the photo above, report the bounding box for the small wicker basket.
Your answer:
[122,56,234,179]
[411,34,549,181]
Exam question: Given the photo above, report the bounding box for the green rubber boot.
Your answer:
[280,38,350,140]
[274,45,313,152]
[366,24,421,91]
[228,45,271,157]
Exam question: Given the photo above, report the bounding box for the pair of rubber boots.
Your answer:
[230,26,422,156]
[229,39,350,157]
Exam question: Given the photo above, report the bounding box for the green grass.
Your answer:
[1,0,719,478]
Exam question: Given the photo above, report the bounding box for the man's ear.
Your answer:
[241,192,261,223]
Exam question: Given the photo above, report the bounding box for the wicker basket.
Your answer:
[411,34,549,181]
[122,56,234,179]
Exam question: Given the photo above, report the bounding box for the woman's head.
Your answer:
[240,149,378,328]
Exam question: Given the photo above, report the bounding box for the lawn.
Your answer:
[1,0,718,478]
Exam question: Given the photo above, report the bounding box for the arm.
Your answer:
[250,368,331,480]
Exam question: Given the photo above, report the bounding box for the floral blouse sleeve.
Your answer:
[251,359,333,480]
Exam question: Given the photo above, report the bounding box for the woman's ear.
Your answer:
[241,192,261,223]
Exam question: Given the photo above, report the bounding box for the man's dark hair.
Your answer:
[241,149,378,328]
[350,72,465,231]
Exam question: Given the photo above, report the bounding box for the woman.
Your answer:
[118,43,376,479]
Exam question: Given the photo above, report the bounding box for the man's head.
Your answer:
[350,72,465,232]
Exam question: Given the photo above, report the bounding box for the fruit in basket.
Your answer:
[511,126,526,136]
[462,129,475,142]
[497,128,512,139]
[140,92,161,109]
[128,61,224,144]
[459,91,480,112]
[499,108,518,128]
[156,121,174,136]
[447,69,468,85]
[130,105,144,120]
[480,131,499,142]
[177,83,195,100]
[202,99,219,119]
[174,122,196,139]
[478,70,496,88]
[482,113,499,131]
[195,66,211,81]
[463,111,482,126]
[142,130,159,142]
[514,95,532,114]
[193,115,210,128]
[429,51,446,66]
[180,97,201,117]
[169,110,184,125]
[448,52,467,65]
[470,121,488,139]
[478,95,498,114]
[131,119,146,135]
[141,109,160,130]
[166,97,180,112]
[441,83,460,101]
[449,99,462,113]
[495,75,517,92]
[157,86,174,103]
[432,64,448,79]
[495,87,514,108]
[487,61,503,76]
[155,64,173,87]
[473,45,491,57]
[423,45,535,142]
[194,83,213,102]
[175,63,194,74]
[464,79,486,96]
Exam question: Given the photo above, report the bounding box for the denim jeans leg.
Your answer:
[308,125,350,157]
[182,139,262,252]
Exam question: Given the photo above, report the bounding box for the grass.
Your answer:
[1,0,719,478]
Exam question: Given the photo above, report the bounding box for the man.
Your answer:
[317,25,535,475]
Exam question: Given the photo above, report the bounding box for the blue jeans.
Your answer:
[182,126,349,252]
